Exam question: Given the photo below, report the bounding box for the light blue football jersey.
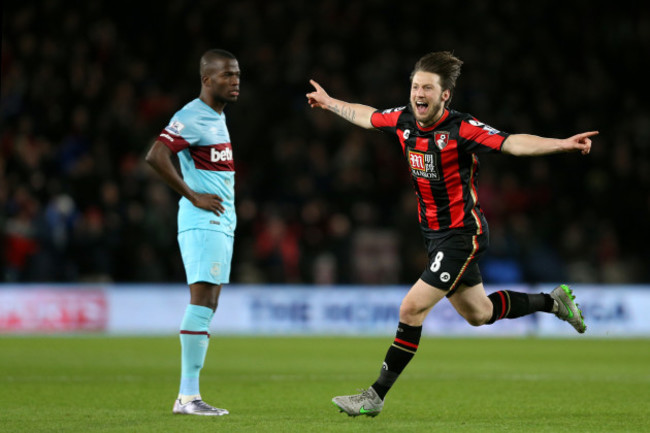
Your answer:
[157,98,236,236]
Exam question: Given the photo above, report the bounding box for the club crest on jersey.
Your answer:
[434,131,450,150]
[210,262,221,279]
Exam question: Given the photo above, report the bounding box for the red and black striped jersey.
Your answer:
[371,105,509,238]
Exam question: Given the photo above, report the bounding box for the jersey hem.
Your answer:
[178,227,235,238]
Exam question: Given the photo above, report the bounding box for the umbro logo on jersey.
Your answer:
[403,129,411,140]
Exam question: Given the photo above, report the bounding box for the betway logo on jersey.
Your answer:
[211,146,233,162]
[190,143,235,172]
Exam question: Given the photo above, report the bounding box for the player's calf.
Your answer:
[486,290,555,324]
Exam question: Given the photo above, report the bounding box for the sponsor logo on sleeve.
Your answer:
[382,106,406,114]
[165,120,185,135]
[467,119,500,135]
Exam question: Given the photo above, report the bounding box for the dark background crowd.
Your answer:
[2,0,649,285]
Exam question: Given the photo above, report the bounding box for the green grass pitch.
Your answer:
[1,336,649,432]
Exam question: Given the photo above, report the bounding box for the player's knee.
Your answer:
[190,298,218,311]
[463,310,490,327]
[399,300,416,318]
[465,315,485,327]
[399,300,424,324]
[203,295,219,311]
[189,283,221,311]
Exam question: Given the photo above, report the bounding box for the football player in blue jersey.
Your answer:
[146,49,240,416]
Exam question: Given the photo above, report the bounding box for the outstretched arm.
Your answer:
[145,140,225,215]
[501,131,598,156]
[306,79,376,129]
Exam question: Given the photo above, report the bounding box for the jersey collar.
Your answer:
[196,97,225,117]
[416,108,449,132]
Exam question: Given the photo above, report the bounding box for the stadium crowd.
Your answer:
[2,0,649,285]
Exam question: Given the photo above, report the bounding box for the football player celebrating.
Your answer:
[307,51,597,417]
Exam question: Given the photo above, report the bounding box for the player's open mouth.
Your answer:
[229,90,239,97]
[415,101,428,115]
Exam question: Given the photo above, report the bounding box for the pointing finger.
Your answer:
[578,131,599,140]
[309,79,322,91]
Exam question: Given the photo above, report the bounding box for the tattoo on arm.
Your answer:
[327,103,340,114]
[341,106,356,122]
[328,103,356,122]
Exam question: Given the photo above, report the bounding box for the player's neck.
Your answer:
[199,94,226,114]
[417,108,445,128]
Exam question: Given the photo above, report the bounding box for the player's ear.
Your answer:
[201,74,211,87]
[442,89,451,102]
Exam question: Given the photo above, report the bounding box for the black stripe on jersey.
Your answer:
[459,152,480,232]
[428,147,452,230]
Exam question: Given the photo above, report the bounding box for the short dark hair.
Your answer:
[199,49,237,75]
[411,51,463,107]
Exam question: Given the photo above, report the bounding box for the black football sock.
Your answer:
[371,322,422,400]
[487,290,554,324]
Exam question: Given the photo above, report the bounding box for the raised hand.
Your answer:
[565,131,598,155]
[306,79,330,109]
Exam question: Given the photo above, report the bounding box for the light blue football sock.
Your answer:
[178,304,214,397]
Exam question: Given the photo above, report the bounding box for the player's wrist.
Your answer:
[187,192,200,206]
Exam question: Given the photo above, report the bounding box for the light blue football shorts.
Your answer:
[177,229,234,285]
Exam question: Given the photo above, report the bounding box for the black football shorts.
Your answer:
[419,232,488,297]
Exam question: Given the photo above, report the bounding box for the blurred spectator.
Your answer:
[2,0,649,284]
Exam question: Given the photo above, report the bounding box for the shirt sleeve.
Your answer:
[458,116,510,153]
[157,113,200,153]
[370,106,406,133]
